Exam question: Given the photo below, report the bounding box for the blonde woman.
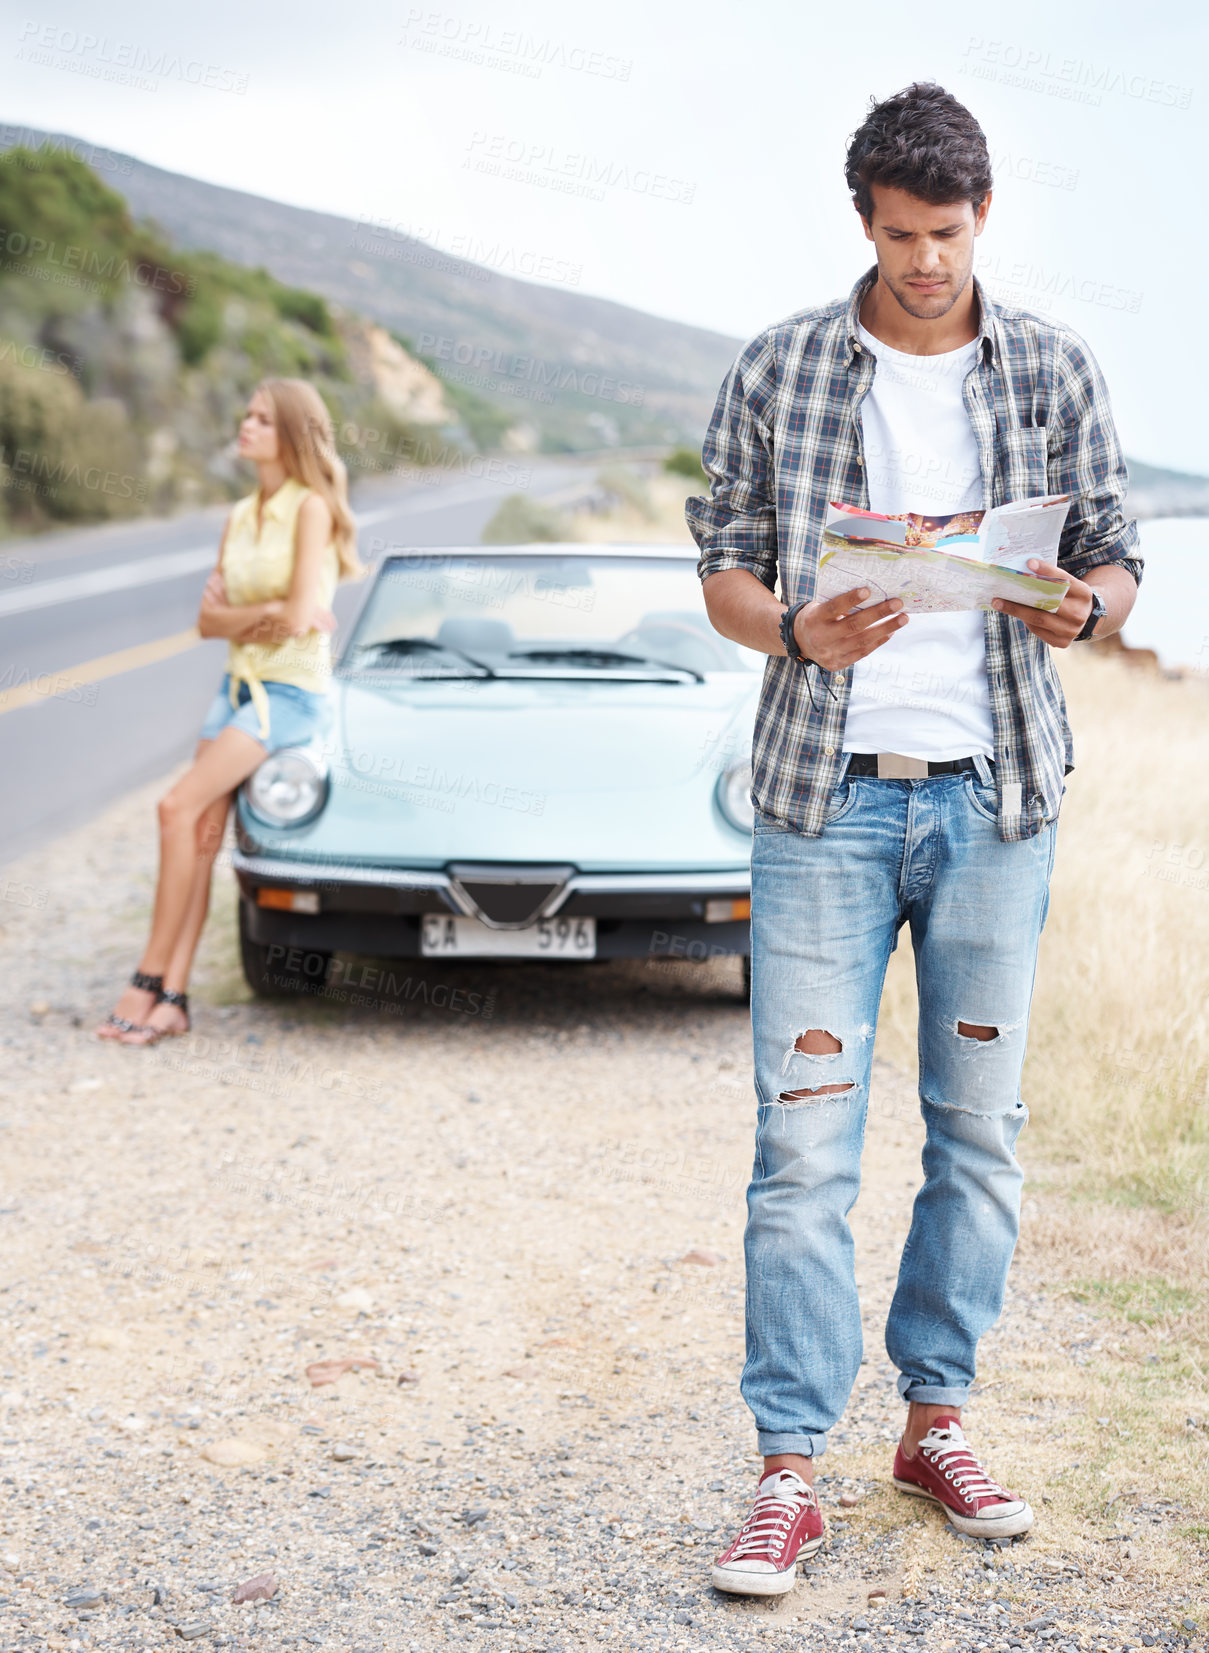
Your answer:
[96,378,361,1045]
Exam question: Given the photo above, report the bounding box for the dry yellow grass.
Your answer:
[877,648,1209,1206]
[873,644,1209,1457]
[1034,648,1209,1208]
[857,650,1209,1576]
[568,467,698,544]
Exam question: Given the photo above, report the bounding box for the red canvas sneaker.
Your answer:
[893,1416,1034,1539]
[711,1466,826,1595]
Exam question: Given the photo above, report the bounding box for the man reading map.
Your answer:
[686,80,1141,1596]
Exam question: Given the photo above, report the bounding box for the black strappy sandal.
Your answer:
[96,970,163,1040]
[119,988,190,1047]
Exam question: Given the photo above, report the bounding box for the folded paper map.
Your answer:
[816,496,1072,615]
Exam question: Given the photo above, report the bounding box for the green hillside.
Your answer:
[0,146,463,533]
[8,132,740,457]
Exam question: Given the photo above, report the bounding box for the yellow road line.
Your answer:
[0,627,202,717]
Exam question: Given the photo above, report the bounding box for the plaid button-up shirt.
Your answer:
[688,266,1142,841]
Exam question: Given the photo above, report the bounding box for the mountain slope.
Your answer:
[5,130,1206,511]
[1,130,740,453]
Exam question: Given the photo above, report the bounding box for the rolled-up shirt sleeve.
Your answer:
[686,334,779,590]
[1050,328,1142,586]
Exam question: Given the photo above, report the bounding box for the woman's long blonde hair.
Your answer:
[257,378,363,579]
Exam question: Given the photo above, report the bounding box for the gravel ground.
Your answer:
[0,775,1205,1653]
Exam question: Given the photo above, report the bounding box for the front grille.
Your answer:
[447,864,575,929]
[456,881,561,926]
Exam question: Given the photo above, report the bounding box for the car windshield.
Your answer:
[341,551,761,680]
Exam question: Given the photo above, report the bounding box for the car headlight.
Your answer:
[245,749,327,827]
[717,760,755,833]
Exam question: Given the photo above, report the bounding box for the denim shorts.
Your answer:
[199,674,331,754]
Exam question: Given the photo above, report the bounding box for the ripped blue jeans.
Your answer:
[744,765,1057,1457]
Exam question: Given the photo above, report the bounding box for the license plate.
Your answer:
[420,914,596,958]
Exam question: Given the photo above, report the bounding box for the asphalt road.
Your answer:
[0,459,599,865]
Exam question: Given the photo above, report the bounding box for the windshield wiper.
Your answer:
[352,638,496,678]
[507,647,704,683]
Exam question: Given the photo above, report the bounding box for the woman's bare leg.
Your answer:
[166,791,233,989]
[137,727,265,973]
[96,739,213,1037]
[97,731,264,1036]
[123,791,234,1040]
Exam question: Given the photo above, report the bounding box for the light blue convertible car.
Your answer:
[231,544,759,997]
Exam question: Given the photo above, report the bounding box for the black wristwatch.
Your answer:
[780,600,812,666]
[1074,589,1106,642]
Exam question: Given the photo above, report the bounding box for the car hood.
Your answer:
[247,674,760,871]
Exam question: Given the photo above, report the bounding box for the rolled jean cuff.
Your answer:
[896,1376,971,1407]
[755,1431,828,1458]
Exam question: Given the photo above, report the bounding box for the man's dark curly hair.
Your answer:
[845,82,992,223]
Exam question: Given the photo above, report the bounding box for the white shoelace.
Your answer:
[920,1425,1009,1502]
[728,1472,816,1560]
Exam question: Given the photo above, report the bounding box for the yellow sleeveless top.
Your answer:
[221,478,341,738]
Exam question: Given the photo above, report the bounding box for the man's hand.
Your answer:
[991,560,1090,648]
[793,588,907,671]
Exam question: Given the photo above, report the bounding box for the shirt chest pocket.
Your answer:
[995,425,1049,504]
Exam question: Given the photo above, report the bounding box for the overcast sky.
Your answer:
[3,0,1204,469]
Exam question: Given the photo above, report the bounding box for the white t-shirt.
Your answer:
[842,323,995,760]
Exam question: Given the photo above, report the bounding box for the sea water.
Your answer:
[1123,517,1208,672]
